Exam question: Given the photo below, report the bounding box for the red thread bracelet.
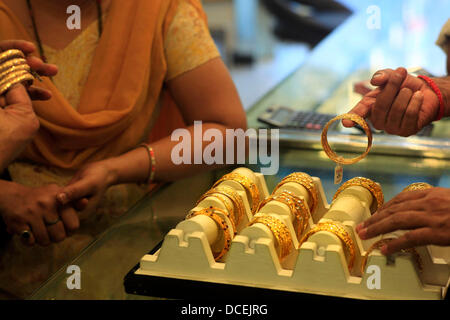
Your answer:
[418,75,445,121]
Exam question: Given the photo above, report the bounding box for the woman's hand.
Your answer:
[344,67,442,137]
[0,181,80,246]
[56,161,118,212]
[356,187,450,255]
[0,40,58,106]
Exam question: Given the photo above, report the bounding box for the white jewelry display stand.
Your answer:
[131,168,450,300]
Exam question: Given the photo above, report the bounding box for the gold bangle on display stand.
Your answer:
[212,172,260,215]
[249,215,293,260]
[321,113,373,165]
[402,182,433,193]
[272,172,318,214]
[258,191,310,239]
[360,238,423,275]
[187,207,232,261]
[196,191,237,235]
[332,177,384,213]
[299,221,356,270]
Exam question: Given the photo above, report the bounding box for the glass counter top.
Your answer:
[29,0,450,300]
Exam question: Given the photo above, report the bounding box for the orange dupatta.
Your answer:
[0,0,204,169]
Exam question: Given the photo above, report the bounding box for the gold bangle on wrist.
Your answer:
[258,191,310,239]
[273,172,318,214]
[249,215,293,260]
[299,221,356,270]
[139,143,156,184]
[360,238,423,275]
[321,113,373,165]
[402,182,433,193]
[187,207,232,261]
[332,177,384,213]
[196,191,237,234]
[212,172,260,215]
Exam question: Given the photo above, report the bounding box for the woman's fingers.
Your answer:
[27,217,51,246]
[0,40,36,54]
[26,56,58,77]
[45,220,67,243]
[27,86,53,101]
[57,178,95,206]
[59,205,80,234]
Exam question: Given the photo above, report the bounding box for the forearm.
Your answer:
[0,141,27,173]
[106,122,241,185]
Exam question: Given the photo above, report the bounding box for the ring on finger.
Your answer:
[45,217,61,227]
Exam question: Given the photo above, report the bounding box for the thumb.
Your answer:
[5,84,32,106]
[57,179,94,206]
[370,69,393,87]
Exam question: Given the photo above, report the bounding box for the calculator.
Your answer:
[257,106,338,131]
[257,105,434,137]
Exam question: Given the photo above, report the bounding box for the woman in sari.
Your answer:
[0,0,247,298]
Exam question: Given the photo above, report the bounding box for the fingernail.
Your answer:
[57,193,68,204]
[414,91,423,99]
[380,244,388,255]
[357,228,367,239]
[372,72,383,80]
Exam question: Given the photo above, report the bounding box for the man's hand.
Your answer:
[344,67,442,137]
[0,182,80,246]
[0,40,58,107]
[356,187,450,255]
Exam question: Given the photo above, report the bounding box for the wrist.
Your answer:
[433,77,450,118]
[101,158,120,187]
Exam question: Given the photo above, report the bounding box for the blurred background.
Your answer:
[203,0,368,109]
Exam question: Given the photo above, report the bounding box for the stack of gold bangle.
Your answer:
[402,182,433,193]
[360,238,423,275]
[321,113,373,165]
[196,190,237,235]
[332,177,384,213]
[187,207,232,261]
[272,172,318,214]
[212,172,260,215]
[249,215,293,260]
[258,191,310,239]
[0,49,34,97]
[299,221,356,270]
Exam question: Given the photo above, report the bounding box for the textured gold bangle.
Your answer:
[258,191,310,239]
[196,191,237,235]
[213,172,260,215]
[332,177,384,213]
[402,182,433,193]
[360,238,423,275]
[0,69,31,87]
[321,113,373,165]
[0,49,25,64]
[249,215,293,260]
[0,73,34,96]
[299,221,356,270]
[213,185,246,225]
[0,58,28,74]
[0,64,31,82]
[187,207,232,261]
[273,172,318,214]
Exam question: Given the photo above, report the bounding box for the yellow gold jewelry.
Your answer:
[0,58,28,74]
[258,191,310,239]
[332,177,384,213]
[360,238,423,275]
[196,191,237,234]
[213,185,246,225]
[213,172,260,214]
[0,73,35,97]
[402,182,433,193]
[299,221,356,270]
[273,172,318,214]
[0,49,25,64]
[0,64,31,82]
[0,69,31,87]
[321,113,373,165]
[249,215,293,260]
[187,207,232,261]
